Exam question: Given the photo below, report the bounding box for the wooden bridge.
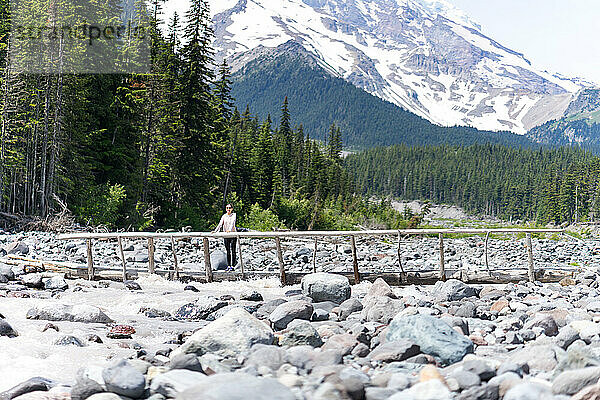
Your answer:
[19,228,573,286]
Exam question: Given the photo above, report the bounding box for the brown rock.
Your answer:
[321,334,359,356]
[490,299,509,313]
[560,277,577,287]
[419,365,446,385]
[469,335,488,346]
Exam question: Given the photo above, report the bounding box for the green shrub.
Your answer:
[245,203,285,231]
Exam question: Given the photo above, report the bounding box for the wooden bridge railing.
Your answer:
[56,228,565,285]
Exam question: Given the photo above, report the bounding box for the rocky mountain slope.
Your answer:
[209,0,597,135]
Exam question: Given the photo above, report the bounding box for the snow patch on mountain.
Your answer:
[208,0,593,134]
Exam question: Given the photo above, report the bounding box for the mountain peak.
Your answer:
[210,0,591,134]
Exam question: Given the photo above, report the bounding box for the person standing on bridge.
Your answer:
[213,204,237,269]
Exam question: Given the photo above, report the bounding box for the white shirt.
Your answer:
[215,212,237,232]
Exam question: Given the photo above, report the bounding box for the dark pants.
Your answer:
[224,238,237,267]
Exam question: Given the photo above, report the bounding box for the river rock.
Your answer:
[6,241,29,255]
[434,279,477,301]
[0,377,55,400]
[210,250,228,270]
[386,314,473,366]
[245,344,286,371]
[54,335,85,346]
[369,339,421,363]
[361,296,404,324]
[0,318,18,337]
[504,382,552,400]
[44,276,68,291]
[301,273,351,304]
[26,304,113,323]
[337,298,363,320]
[0,263,14,281]
[240,290,263,301]
[508,344,561,372]
[367,278,396,299]
[102,359,146,399]
[173,297,228,320]
[280,320,323,347]
[269,300,313,330]
[172,308,274,358]
[21,273,44,289]
[178,372,295,400]
[523,314,559,337]
[150,369,207,398]
[552,366,600,395]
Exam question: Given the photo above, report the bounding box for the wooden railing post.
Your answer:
[526,233,535,282]
[203,238,213,283]
[117,237,127,282]
[275,237,286,285]
[313,237,317,273]
[439,233,446,281]
[147,238,155,274]
[484,231,490,272]
[237,235,245,280]
[351,235,360,284]
[397,232,407,283]
[86,239,94,280]
[170,236,179,280]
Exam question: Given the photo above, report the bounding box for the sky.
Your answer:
[449,0,600,85]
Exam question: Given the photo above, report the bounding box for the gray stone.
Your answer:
[21,273,44,289]
[365,387,397,400]
[301,273,351,304]
[240,290,263,302]
[450,369,481,390]
[508,345,562,372]
[210,250,228,271]
[6,241,29,255]
[178,372,295,400]
[0,377,55,400]
[102,360,146,399]
[280,320,323,347]
[0,319,18,337]
[337,298,363,321]
[169,354,203,372]
[552,366,600,395]
[504,382,552,400]
[434,279,477,301]
[245,344,286,371]
[555,326,580,349]
[322,334,359,356]
[524,315,559,337]
[0,263,14,281]
[150,369,207,398]
[387,373,411,391]
[369,340,421,363]
[312,308,329,321]
[256,299,287,320]
[44,276,68,291]
[386,314,473,366]
[389,379,452,399]
[367,278,396,299]
[454,302,476,319]
[269,300,313,330]
[456,383,499,400]
[71,377,104,400]
[361,296,404,324]
[171,308,274,359]
[463,359,496,381]
[54,335,85,346]
[173,297,228,321]
[26,304,113,323]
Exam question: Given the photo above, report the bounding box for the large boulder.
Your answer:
[171,308,274,359]
[301,273,351,304]
[269,300,313,330]
[210,250,228,271]
[26,304,113,323]
[386,314,473,366]
[179,373,295,400]
[280,321,323,347]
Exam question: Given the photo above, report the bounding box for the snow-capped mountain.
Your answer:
[209,0,596,134]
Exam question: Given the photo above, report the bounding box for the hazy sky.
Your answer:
[449,0,600,85]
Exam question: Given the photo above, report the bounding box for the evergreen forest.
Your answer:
[347,144,600,224]
[0,0,395,231]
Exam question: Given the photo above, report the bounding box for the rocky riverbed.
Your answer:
[3,230,600,399]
